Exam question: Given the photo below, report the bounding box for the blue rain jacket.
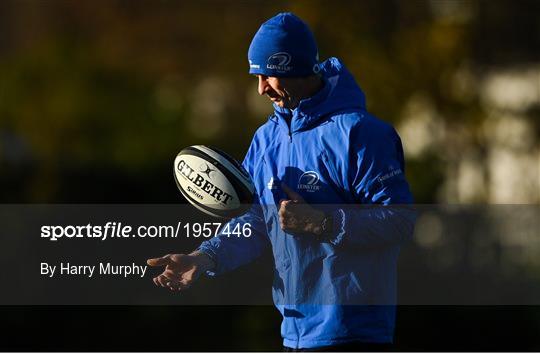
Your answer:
[199,57,415,349]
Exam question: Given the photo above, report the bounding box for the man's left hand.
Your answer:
[279,183,325,236]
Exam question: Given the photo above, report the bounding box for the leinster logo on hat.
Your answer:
[267,52,292,72]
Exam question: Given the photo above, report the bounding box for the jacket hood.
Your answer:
[272,57,366,132]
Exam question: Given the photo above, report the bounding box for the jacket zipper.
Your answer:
[283,114,293,184]
[285,125,299,342]
[288,126,292,143]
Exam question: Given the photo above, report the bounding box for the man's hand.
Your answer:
[146,251,215,291]
[279,183,325,235]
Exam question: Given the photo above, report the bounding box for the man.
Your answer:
[148,13,415,351]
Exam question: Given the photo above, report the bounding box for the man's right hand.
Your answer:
[146,251,215,291]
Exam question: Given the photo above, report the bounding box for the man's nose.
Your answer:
[258,75,269,96]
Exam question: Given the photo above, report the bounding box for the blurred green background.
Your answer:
[1,0,538,204]
[0,0,539,351]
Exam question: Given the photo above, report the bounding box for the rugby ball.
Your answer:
[173,145,255,218]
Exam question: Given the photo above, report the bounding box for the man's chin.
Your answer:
[270,99,292,109]
[272,100,285,108]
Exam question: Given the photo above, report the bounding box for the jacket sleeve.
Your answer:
[326,119,416,248]
[197,138,270,275]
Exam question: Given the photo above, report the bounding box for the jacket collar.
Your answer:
[269,57,366,134]
[271,77,333,133]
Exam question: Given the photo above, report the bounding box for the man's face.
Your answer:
[256,75,305,109]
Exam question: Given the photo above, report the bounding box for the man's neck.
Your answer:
[287,75,324,110]
[303,75,325,100]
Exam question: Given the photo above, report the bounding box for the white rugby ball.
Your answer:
[173,145,255,218]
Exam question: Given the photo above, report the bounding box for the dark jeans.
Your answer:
[284,341,393,352]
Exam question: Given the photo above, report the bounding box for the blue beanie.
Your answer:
[248,13,319,77]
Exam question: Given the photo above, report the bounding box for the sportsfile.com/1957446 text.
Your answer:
[40,221,252,241]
